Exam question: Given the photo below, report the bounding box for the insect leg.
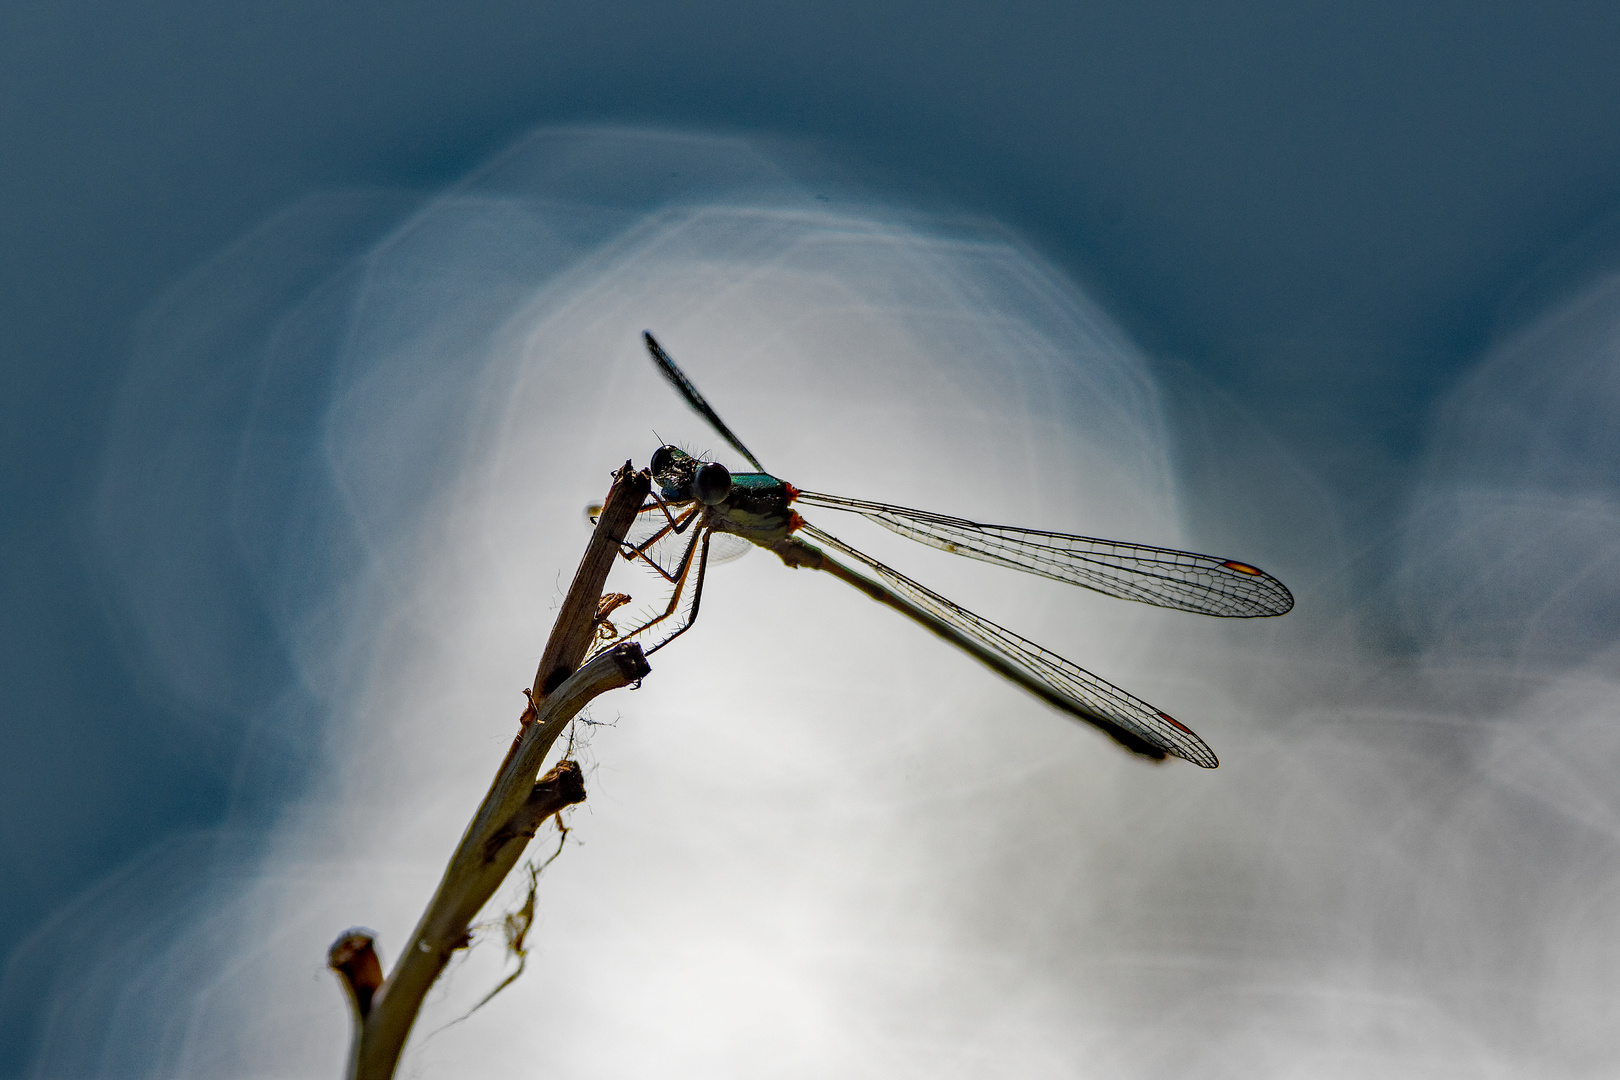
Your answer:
[644,530,713,656]
[609,526,708,646]
[618,504,702,583]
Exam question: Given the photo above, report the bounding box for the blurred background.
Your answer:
[4,3,1620,1077]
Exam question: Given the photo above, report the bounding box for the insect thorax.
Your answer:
[712,473,797,542]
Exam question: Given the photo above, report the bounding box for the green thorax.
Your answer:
[711,471,798,543]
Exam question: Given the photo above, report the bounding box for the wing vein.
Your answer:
[796,490,1292,618]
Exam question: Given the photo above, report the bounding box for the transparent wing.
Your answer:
[798,521,1219,767]
[706,533,752,565]
[796,491,1292,618]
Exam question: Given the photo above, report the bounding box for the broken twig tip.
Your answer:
[480,759,590,863]
[609,641,650,682]
[328,929,383,1021]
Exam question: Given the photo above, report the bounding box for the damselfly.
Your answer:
[594,332,1293,768]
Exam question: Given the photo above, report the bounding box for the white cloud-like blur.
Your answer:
[12,128,1620,1078]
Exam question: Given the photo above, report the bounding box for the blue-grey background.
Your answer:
[5,2,1620,1073]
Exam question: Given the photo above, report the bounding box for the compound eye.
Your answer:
[649,445,679,476]
[693,462,732,505]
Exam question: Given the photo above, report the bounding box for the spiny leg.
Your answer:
[591,492,700,573]
[640,487,700,536]
[644,530,713,656]
[618,502,702,584]
[609,524,709,648]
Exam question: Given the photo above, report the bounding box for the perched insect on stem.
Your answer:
[598,332,1294,768]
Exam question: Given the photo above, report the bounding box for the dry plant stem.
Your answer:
[330,463,654,1080]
